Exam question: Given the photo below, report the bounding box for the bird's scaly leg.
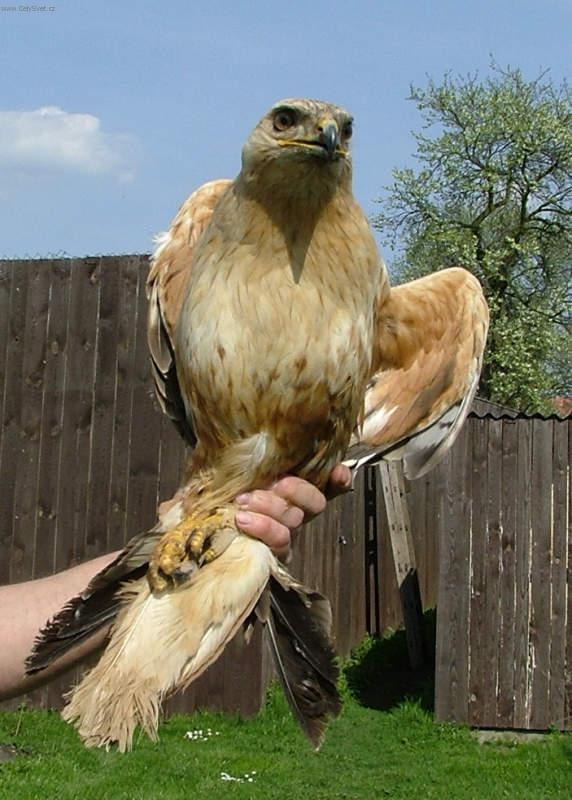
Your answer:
[148,507,237,592]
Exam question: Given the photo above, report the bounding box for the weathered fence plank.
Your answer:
[61,260,101,569]
[11,261,51,585]
[497,419,518,726]
[107,255,143,552]
[550,421,568,728]
[0,261,13,497]
[84,259,121,561]
[513,418,533,729]
[482,419,503,723]
[124,262,162,538]
[566,423,572,729]
[34,260,73,579]
[435,424,472,722]
[468,416,488,727]
[0,264,28,584]
[529,419,554,729]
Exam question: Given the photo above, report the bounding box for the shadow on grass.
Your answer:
[343,609,436,713]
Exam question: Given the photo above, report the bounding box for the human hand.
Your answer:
[235,463,352,561]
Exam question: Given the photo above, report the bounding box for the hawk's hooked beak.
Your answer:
[277,117,347,159]
[317,119,340,159]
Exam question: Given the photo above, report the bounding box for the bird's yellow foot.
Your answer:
[148,508,236,592]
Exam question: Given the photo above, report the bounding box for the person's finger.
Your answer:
[235,489,305,530]
[268,475,328,521]
[235,509,291,562]
[325,463,353,499]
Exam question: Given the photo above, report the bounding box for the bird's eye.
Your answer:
[273,109,297,132]
[343,121,353,139]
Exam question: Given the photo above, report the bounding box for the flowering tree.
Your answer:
[375,66,572,412]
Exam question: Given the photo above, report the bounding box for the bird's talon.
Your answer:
[148,567,170,594]
[199,547,217,565]
[189,529,208,559]
[148,508,236,590]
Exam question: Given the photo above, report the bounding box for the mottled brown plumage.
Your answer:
[28,98,488,751]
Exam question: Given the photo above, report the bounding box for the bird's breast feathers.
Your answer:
[174,192,384,461]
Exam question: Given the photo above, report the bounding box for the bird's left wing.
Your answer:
[147,178,232,446]
[345,267,489,479]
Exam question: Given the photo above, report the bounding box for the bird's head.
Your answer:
[241,98,353,194]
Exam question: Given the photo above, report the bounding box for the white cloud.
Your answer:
[0,106,137,181]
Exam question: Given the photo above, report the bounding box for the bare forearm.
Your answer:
[0,553,118,700]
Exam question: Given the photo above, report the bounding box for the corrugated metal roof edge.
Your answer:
[469,397,570,421]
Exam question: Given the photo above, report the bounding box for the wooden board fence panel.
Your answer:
[436,416,571,731]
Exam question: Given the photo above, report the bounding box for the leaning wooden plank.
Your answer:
[378,461,425,670]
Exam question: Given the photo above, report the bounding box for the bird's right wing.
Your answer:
[147,179,232,446]
[345,267,489,479]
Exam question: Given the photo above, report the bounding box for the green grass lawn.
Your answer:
[1,632,570,800]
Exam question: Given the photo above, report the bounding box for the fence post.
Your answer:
[363,467,381,636]
[378,461,426,668]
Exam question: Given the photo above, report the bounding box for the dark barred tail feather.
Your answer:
[262,574,342,749]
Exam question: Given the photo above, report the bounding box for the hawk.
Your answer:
[27,98,488,751]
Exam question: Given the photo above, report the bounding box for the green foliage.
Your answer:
[375,64,572,412]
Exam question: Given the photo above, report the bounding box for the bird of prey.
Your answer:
[27,98,488,751]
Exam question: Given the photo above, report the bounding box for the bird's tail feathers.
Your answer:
[262,566,342,749]
[62,535,273,751]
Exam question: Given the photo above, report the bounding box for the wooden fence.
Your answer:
[434,414,571,731]
[0,257,417,715]
[0,257,569,730]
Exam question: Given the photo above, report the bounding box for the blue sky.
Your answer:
[1,0,570,260]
